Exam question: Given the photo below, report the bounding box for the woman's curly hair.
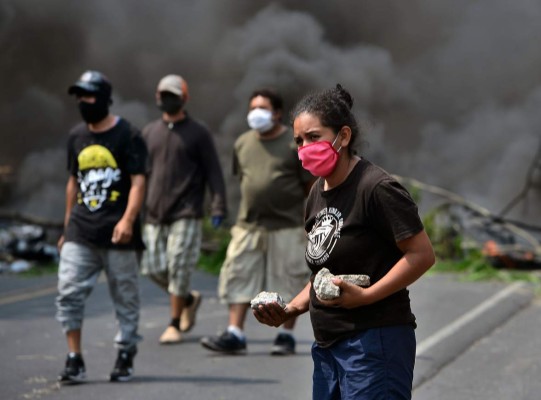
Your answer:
[290,84,360,155]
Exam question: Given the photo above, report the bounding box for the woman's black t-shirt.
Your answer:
[304,158,424,347]
[64,118,147,250]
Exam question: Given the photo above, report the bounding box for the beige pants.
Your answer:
[218,225,310,304]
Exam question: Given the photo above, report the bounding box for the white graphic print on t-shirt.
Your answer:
[306,207,343,266]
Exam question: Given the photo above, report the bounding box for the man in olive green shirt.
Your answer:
[201,88,314,355]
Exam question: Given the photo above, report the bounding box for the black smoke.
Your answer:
[1,0,541,222]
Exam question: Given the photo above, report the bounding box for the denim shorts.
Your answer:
[311,325,416,400]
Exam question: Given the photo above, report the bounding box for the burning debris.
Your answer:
[395,175,541,270]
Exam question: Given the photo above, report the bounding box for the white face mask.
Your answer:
[247,108,274,133]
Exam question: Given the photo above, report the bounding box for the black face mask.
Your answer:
[157,92,184,115]
[78,97,110,123]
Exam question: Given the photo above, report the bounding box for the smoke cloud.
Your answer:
[1,0,540,223]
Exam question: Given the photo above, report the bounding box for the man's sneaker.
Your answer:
[180,290,202,332]
[110,347,137,382]
[159,326,183,344]
[200,330,246,354]
[270,333,296,356]
[58,353,86,384]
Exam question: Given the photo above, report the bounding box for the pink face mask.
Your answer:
[298,135,341,177]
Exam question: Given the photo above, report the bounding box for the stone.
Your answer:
[250,291,287,309]
[313,267,370,300]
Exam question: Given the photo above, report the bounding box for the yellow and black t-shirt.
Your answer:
[64,118,147,250]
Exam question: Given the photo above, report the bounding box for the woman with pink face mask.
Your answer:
[253,84,435,400]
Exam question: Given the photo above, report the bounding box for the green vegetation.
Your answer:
[197,218,230,275]
[429,249,541,284]
[422,207,463,260]
[423,211,541,289]
[18,261,58,277]
[11,213,541,290]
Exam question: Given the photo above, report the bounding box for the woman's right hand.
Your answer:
[254,282,311,327]
[252,302,290,328]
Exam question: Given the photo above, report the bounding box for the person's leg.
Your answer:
[104,249,142,382]
[267,227,311,354]
[60,329,86,384]
[56,242,102,383]
[166,218,202,334]
[311,342,341,400]
[141,223,169,291]
[201,226,264,353]
[220,226,264,333]
[142,223,183,343]
[157,293,186,344]
[381,325,416,399]
[66,330,82,353]
[199,301,250,353]
[104,249,142,351]
[169,293,185,325]
[228,303,250,330]
[333,326,415,400]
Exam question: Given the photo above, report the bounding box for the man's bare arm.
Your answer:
[111,174,146,244]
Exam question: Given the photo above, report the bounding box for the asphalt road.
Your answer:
[0,269,538,400]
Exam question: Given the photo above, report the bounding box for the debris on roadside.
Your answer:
[394,175,541,271]
[0,219,60,274]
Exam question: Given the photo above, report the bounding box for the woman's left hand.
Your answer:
[319,230,435,309]
[316,277,372,309]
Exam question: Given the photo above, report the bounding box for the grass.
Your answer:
[195,216,231,275]
[16,260,58,277]
[19,250,540,284]
[197,233,229,275]
[429,250,541,294]
[11,216,541,291]
[421,211,541,288]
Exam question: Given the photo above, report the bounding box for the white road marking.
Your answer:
[416,282,526,356]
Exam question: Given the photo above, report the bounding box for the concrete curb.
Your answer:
[413,281,534,389]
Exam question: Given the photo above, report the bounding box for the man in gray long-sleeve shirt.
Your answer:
[141,74,227,344]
